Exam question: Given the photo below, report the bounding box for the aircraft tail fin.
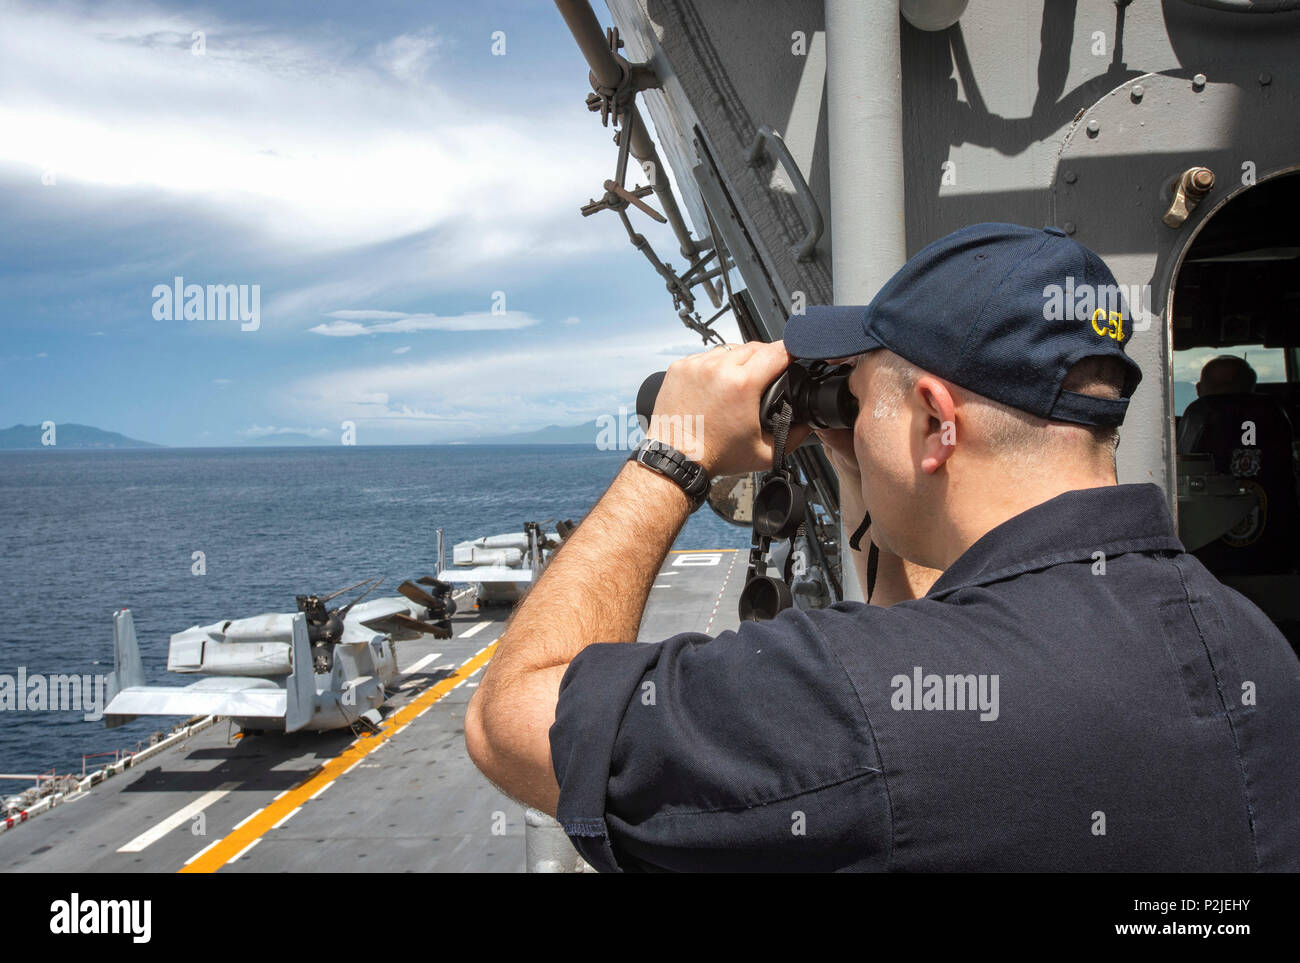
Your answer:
[284,613,316,734]
[105,609,147,728]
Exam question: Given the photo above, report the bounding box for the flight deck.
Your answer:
[0,548,744,873]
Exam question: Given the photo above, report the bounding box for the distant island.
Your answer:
[0,419,637,449]
[0,423,160,450]
[464,420,600,445]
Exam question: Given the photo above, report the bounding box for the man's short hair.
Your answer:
[871,352,1127,466]
[1199,355,1257,395]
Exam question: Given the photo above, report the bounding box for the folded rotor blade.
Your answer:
[321,577,377,603]
[336,576,385,618]
[414,576,453,594]
[389,612,452,639]
[397,580,441,609]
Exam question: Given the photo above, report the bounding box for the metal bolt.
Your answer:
[1163,166,1215,228]
[1086,119,1100,137]
[1063,222,1076,235]
[1259,71,1272,86]
[1064,171,1077,184]
[1131,84,1144,102]
[1192,73,1207,91]
[1190,167,1215,194]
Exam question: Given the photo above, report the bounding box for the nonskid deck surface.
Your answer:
[1,549,743,872]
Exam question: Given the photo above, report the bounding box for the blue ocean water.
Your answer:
[0,445,748,778]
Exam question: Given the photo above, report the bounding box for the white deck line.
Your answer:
[227,838,262,864]
[183,839,220,866]
[116,789,232,853]
[270,806,302,830]
[398,652,442,677]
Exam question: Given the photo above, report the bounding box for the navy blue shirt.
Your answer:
[549,483,1300,871]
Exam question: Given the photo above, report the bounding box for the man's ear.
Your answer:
[913,375,957,475]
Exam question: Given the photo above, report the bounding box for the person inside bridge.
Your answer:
[1199,354,1259,395]
[1175,353,1259,453]
[1177,351,1300,581]
[465,222,1300,872]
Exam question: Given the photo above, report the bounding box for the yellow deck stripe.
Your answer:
[179,641,498,873]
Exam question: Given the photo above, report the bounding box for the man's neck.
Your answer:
[933,471,1118,571]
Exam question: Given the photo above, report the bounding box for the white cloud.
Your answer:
[660,343,708,356]
[0,2,623,267]
[308,310,541,337]
[240,424,331,439]
[279,328,712,440]
[392,346,411,355]
[374,29,441,83]
[329,310,411,321]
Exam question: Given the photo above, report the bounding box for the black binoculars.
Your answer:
[636,355,859,622]
[635,358,858,434]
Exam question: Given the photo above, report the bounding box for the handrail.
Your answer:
[746,124,825,262]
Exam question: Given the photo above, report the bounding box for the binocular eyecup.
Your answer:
[738,573,793,622]
[758,362,858,432]
[737,473,808,622]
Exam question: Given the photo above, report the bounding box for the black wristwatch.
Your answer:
[628,438,711,512]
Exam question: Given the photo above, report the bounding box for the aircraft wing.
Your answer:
[104,611,316,733]
[437,566,536,583]
[105,679,286,723]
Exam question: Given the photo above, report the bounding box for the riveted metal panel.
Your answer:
[1052,68,1300,507]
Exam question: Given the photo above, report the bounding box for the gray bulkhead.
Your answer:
[604,0,1300,513]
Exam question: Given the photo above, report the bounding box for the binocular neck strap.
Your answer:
[771,400,793,470]
[848,511,880,602]
[745,403,879,613]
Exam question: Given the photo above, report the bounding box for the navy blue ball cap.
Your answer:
[782,222,1144,427]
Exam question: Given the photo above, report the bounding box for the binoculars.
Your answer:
[636,356,859,622]
[635,359,858,434]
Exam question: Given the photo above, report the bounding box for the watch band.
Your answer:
[628,438,710,511]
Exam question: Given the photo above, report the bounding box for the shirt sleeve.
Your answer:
[548,606,891,872]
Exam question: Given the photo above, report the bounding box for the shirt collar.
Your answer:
[925,483,1185,600]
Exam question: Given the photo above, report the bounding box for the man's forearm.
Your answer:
[466,340,800,814]
[482,460,690,683]
[466,459,692,813]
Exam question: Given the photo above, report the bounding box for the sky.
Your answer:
[0,0,736,446]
